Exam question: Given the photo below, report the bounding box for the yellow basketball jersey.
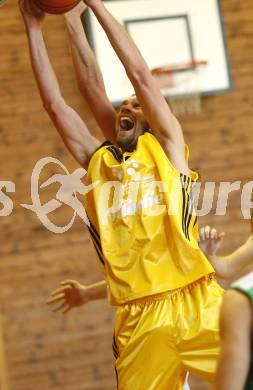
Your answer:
[85,132,214,305]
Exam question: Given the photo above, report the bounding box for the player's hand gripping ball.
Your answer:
[31,0,81,14]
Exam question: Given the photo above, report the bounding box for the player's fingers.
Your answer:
[62,305,72,315]
[60,280,77,287]
[50,286,71,297]
[204,225,211,239]
[199,227,205,242]
[52,301,69,313]
[46,293,65,304]
[210,228,217,239]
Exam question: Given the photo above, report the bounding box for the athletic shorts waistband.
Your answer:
[121,274,215,306]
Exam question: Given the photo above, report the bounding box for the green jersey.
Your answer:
[232,272,253,390]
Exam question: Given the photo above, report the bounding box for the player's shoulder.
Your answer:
[95,140,115,152]
[220,289,252,330]
[87,140,123,172]
[224,289,250,307]
[90,140,119,159]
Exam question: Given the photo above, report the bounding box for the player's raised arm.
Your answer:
[199,226,253,280]
[84,0,188,175]
[64,4,117,143]
[20,0,100,168]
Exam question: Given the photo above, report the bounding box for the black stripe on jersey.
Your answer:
[180,174,195,241]
[89,219,100,242]
[92,140,123,162]
[88,222,103,253]
[112,333,119,359]
[96,140,113,152]
[185,178,195,240]
[180,175,186,237]
[107,146,123,163]
[180,174,189,239]
[87,218,106,266]
[193,216,197,227]
[112,344,118,359]
[87,226,105,266]
[185,192,194,240]
[184,176,191,239]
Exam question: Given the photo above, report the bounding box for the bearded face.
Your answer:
[116,95,149,151]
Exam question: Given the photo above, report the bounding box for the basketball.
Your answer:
[31,0,80,14]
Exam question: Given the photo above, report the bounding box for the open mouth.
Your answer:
[119,116,135,131]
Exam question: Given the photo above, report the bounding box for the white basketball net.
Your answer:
[153,62,207,117]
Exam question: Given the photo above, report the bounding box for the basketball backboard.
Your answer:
[85,0,232,106]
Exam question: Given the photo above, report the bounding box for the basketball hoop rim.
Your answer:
[151,60,208,76]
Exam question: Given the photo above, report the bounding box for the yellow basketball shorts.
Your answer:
[112,276,224,390]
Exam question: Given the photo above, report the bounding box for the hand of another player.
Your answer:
[19,0,45,28]
[47,280,92,314]
[198,225,225,258]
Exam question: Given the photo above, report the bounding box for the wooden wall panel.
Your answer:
[0,0,253,389]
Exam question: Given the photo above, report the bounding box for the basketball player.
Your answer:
[198,226,253,390]
[49,227,253,390]
[215,273,253,390]
[21,0,224,387]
